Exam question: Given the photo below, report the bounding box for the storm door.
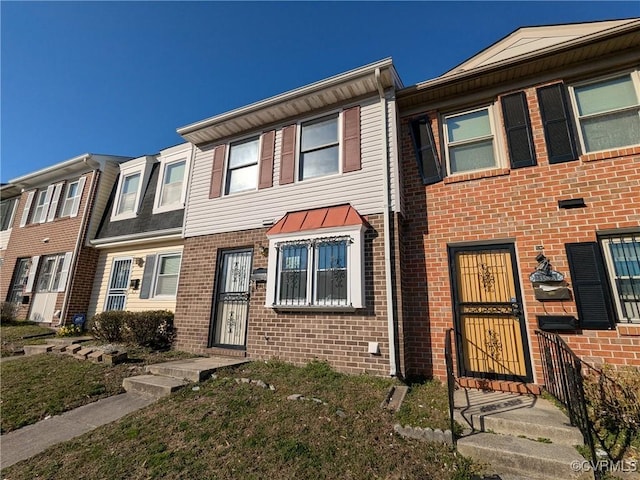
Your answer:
[449,244,532,382]
[105,258,132,311]
[209,249,253,348]
[29,254,64,323]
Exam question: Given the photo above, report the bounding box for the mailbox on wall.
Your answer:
[530,253,571,301]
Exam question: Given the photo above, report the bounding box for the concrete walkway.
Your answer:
[0,392,154,469]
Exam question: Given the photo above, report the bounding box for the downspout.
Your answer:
[375,67,397,377]
[59,156,100,325]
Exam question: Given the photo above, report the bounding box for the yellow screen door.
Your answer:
[450,245,532,382]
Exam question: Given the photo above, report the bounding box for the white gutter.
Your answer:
[91,229,183,249]
[375,67,397,377]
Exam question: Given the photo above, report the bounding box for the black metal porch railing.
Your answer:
[444,328,457,447]
[535,330,600,478]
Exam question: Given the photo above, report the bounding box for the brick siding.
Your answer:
[400,84,640,384]
[0,171,98,323]
[175,213,402,376]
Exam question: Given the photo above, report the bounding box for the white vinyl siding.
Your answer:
[87,242,183,318]
[185,96,399,237]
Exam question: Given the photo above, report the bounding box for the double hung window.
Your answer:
[0,198,17,231]
[443,107,498,174]
[154,253,182,297]
[117,173,141,216]
[31,190,48,224]
[299,114,339,181]
[60,181,80,217]
[571,72,640,153]
[158,160,186,207]
[226,137,259,194]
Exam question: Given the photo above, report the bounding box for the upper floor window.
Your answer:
[571,72,640,153]
[116,172,141,216]
[31,190,49,224]
[159,160,186,206]
[226,137,259,194]
[60,180,80,217]
[299,114,339,181]
[0,198,18,231]
[443,106,499,174]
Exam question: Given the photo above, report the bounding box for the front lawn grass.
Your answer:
[395,379,452,431]
[0,321,54,357]
[0,347,195,434]
[2,360,479,479]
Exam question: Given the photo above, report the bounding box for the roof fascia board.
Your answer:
[177,58,398,137]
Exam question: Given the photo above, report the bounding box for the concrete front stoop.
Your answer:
[122,357,250,399]
[455,388,593,480]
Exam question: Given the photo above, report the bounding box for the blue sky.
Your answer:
[2,1,638,183]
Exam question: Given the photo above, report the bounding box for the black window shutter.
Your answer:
[139,255,157,299]
[537,84,578,164]
[565,242,616,330]
[409,116,442,185]
[501,92,536,168]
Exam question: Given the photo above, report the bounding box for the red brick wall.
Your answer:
[400,84,640,384]
[0,172,97,323]
[175,213,401,376]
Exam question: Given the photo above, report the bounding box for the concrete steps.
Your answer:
[123,375,187,398]
[123,356,249,399]
[455,388,592,479]
[457,432,592,480]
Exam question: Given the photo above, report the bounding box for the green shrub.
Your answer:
[89,310,175,350]
[0,302,18,324]
[90,311,128,343]
[124,310,175,350]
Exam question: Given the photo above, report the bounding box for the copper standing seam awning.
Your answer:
[266,204,367,236]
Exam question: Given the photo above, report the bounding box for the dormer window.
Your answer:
[117,173,140,215]
[159,160,185,206]
[112,156,154,221]
[153,145,191,214]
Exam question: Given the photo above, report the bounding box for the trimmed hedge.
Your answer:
[90,310,176,350]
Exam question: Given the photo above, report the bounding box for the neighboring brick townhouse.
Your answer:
[397,19,640,390]
[0,153,130,324]
[87,143,193,317]
[173,59,407,376]
[0,183,21,265]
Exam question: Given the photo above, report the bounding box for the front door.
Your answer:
[209,249,253,349]
[30,254,64,323]
[449,244,532,382]
[105,258,132,311]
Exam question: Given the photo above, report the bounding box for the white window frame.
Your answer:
[60,180,80,217]
[224,134,261,196]
[442,104,502,176]
[151,252,182,298]
[266,224,365,310]
[601,234,640,324]
[296,111,343,182]
[0,197,18,231]
[111,157,154,221]
[30,190,48,224]
[153,145,192,214]
[569,70,640,155]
